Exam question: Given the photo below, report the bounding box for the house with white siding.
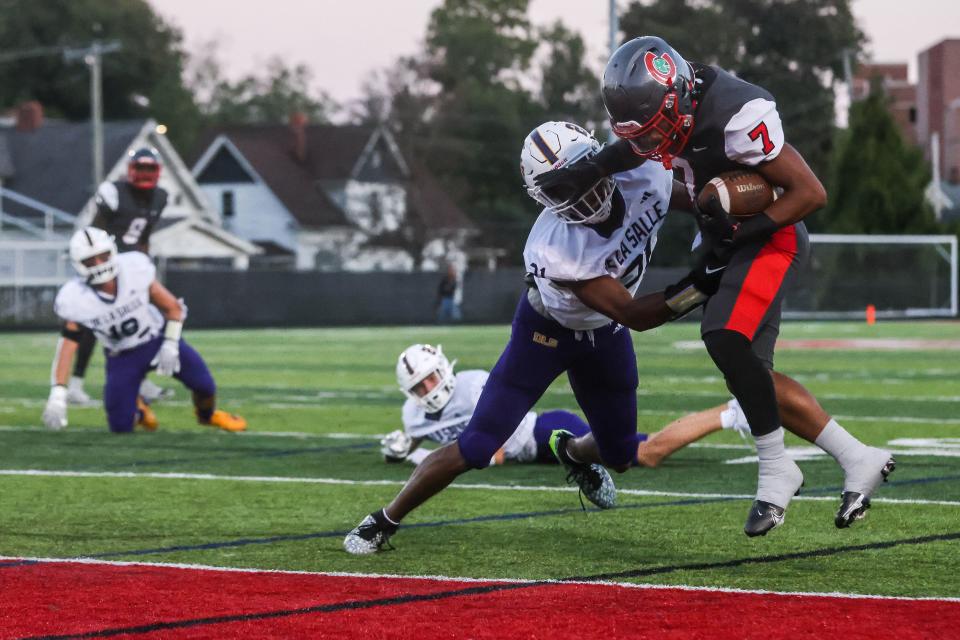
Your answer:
[190,117,477,271]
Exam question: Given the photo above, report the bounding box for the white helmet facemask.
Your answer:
[69,227,118,285]
[395,344,457,413]
[520,121,616,224]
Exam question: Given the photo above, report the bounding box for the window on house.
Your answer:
[222,191,235,218]
[909,107,916,123]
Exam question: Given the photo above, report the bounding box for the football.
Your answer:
[696,170,777,218]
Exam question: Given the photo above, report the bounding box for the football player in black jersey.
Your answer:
[65,147,170,410]
[536,36,895,536]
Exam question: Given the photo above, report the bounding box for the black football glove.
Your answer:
[663,250,733,319]
[697,193,780,251]
[696,194,736,249]
[532,156,606,203]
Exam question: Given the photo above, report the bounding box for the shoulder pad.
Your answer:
[95,182,120,211]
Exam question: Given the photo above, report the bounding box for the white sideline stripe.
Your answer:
[3,556,958,604]
[2,469,958,507]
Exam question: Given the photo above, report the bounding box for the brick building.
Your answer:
[917,39,960,185]
[852,62,917,144]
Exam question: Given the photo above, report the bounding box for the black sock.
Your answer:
[702,329,780,437]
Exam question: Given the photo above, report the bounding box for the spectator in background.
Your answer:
[436,263,462,323]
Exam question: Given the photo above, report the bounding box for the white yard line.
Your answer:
[1,469,957,507]
[2,555,958,603]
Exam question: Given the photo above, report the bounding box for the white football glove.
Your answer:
[720,398,753,445]
[151,339,181,377]
[42,385,68,431]
[380,430,413,462]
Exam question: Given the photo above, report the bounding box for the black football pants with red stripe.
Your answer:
[700,223,809,437]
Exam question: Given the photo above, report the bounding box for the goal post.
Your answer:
[784,234,959,320]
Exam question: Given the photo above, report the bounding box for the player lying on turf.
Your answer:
[343,121,734,554]
[384,343,750,468]
[41,227,247,434]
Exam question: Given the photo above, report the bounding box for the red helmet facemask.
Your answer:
[611,92,695,170]
[127,160,161,190]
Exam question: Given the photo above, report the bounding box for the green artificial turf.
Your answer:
[1,320,958,598]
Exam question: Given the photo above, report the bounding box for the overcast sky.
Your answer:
[150,0,958,108]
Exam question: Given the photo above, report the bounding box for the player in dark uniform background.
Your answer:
[65,147,170,406]
[536,36,895,536]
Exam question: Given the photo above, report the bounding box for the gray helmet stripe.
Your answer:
[83,229,93,245]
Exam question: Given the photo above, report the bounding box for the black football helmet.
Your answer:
[602,36,696,169]
[127,147,161,190]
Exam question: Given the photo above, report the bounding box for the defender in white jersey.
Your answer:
[42,228,247,434]
[382,343,751,468]
[344,121,735,554]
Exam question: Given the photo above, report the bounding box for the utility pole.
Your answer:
[64,41,122,189]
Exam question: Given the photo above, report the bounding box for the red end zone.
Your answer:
[2,560,958,640]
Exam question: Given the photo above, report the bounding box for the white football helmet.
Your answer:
[69,227,118,285]
[520,121,615,224]
[396,344,456,413]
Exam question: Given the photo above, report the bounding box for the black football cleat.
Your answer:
[548,429,617,509]
[343,510,399,555]
[835,457,896,528]
[744,500,786,537]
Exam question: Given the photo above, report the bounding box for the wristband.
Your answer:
[163,320,183,342]
[664,280,708,317]
[733,212,778,247]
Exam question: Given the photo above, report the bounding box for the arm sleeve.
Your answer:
[723,98,785,166]
[595,139,645,176]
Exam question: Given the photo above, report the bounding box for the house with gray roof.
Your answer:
[190,117,477,271]
[0,103,259,276]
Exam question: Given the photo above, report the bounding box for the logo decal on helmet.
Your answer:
[644,51,676,86]
[530,129,560,165]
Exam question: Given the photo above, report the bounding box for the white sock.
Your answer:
[754,428,802,506]
[68,376,85,391]
[815,419,867,469]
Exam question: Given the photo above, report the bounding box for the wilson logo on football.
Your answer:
[643,51,676,86]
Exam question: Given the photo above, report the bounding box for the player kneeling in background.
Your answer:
[42,227,247,434]
[385,343,750,469]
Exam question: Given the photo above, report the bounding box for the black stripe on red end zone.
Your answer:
[5,534,960,640]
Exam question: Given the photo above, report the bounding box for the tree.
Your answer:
[619,0,865,176]
[539,21,602,128]
[411,0,543,254]
[0,0,200,147]
[823,84,936,234]
[188,43,337,126]
[353,2,611,263]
